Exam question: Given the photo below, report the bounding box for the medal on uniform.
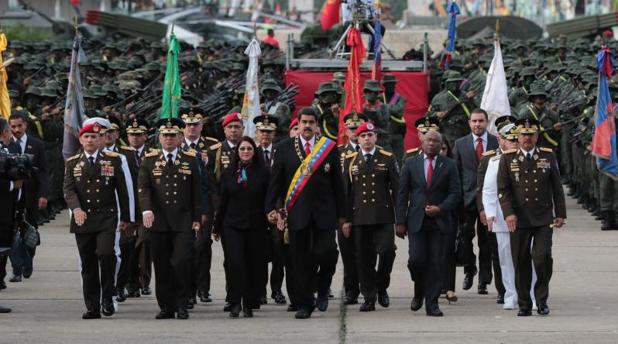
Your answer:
[514,172,520,183]
[324,162,331,172]
[301,162,312,176]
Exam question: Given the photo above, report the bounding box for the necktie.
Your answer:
[475,137,483,161]
[14,138,22,154]
[264,150,270,163]
[190,142,196,150]
[426,156,434,188]
[526,152,532,161]
[134,150,141,167]
[88,156,95,166]
[167,153,174,166]
[304,142,311,156]
[355,145,360,152]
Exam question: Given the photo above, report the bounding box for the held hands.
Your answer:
[73,208,87,226]
[267,210,279,224]
[341,222,352,238]
[38,197,48,210]
[192,222,201,232]
[395,224,407,239]
[479,210,487,226]
[424,205,441,217]
[505,215,517,232]
[143,211,154,229]
[486,216,495,232]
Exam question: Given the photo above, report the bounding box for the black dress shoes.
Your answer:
[0,281,6,290]
[462,273,474,290]
[141,286,151,295]
[496,294,505,304]
[359,301,375,312]
[23,267,33,279]
[272,291,287,304]
[477,283,488,295]
[199,291,212,303]
[223,302,233,312]
[82,310,101,319]
[378,291,390,308]
[343,294,358,305]
[260,296,268,305]
[229,304,241,318]
[101,299,115,316]
[177,307,189,320]
[0,305,11,313]
[426,308,444,317]
[316,296,329,312]
[243,308,254,318]
[9,275,21,283]
[410,297,423,312]
[537,304,550,315]
[155,311,175,319]
[127,288,141,298]
[287,304,299,312]
[116,289,127,303]
[295,307,313,319]
[517,309,532,316]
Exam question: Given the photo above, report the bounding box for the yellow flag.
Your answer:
[0,32,10,119]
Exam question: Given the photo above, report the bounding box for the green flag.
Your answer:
[160,33,181,119]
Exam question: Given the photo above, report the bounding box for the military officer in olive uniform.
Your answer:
[517,85,562,150]
[337,112,368,305]
[312,81,342,141]
[138,118,202,320]
[261,79,291,142]
[382,74,407,162]
[497,118,566,317]
[64,122,130,319]
[402,117,440,163]
[342,122,399,312]
[362,80,391,151]
[180,111,218,305]
[428,74,475,147]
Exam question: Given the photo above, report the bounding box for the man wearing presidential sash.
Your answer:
[266,107,346,319]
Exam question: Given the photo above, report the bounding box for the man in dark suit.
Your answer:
[396,130,461,316]
[266,107,346,319]
[138,118,202,320]
[452,108,499,294]
[63,122,131,319]
[7,113,49,281]
[0,118,23,293]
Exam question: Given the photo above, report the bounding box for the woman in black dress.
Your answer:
[213,136,270,318]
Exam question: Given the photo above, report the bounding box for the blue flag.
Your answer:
[592,47,618,179]
[440,1,460,70]
[62,35,87,160]
[371,19,382,80]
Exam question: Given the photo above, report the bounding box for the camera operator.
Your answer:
[341,0,386,53]
[0,117,23,313]
[7,113,49,282]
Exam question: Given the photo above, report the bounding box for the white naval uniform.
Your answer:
[483,153,537,310]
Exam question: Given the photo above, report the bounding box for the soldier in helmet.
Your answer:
[428,73,475,147]
[261,79,291,141]
[362,80,391,151]
[312,81,342,141]
[382,74,407,161]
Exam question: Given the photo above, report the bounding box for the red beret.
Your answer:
[289,118,299,131]
[354,122,375,137]
[221,112,242,128]
[79,123,103,136]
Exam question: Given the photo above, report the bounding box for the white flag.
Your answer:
[480,39,511,136]
[242,38,262,138]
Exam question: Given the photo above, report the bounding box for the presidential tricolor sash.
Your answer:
[284,137,336,211]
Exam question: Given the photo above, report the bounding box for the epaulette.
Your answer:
[345,152,358,159]
[482,149,496,157]
[203,136,219,144]
[145,149,160,157]
[183,149,197,157]
[379,149,393,157]
[209,142,222,150]
[502,149,517,154]
[539,147,553,153]
[104,151,120,157]
[406,148,419,154]
[119,145,134,151]
[66,154,80,162]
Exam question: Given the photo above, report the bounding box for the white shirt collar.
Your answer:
[85,150,99,160]
[300,135,316,148]
[262,144,273,152]
[349,141,359,150]
[423,152,438,161]
[472,131,488,142]
[162,148,179,160]
[107,144,116,152]
[361,147,376,156]
[226,140,236,149]
[136,145,145,155]
[520,147,536,156]
[186,137,200,147]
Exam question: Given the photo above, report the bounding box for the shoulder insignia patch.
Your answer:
[209,142,222,150]
[502,149,517,154]
[405,148,419,154]
[539,147,553,153]
[379,149,393,157]
[119,145,134,151]
[204,136,219,144]
[345,152,358,159]
[482,149,496,157]
[183,150,197,157]
[104,151,120,157]
[145,149,160,157]
[66,154,80,162]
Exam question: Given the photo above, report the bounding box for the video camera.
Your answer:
[0,150,35,180]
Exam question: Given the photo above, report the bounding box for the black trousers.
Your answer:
[135,226,152,289]
[443,229,457,292]
[150,231,193,312]
[462,209,493,285]
[289,224,337,310]
[337,227,360,298]
[269,227,293,299]
[25,206,38,259]
[510,225,553,310]
[116,227,139,292]
[354,224,396,302]
[489,231,506,296]
[75,230,116,312]
[190,222,212,297]
[407,218,445,311]
[223,227,268,307]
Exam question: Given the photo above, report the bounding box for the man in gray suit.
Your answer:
[452,108,499,294]
[396,130,461,316]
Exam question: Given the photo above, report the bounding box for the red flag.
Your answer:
[321,0,341,31]
[339,27,366,144]
[70,0,81,6]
